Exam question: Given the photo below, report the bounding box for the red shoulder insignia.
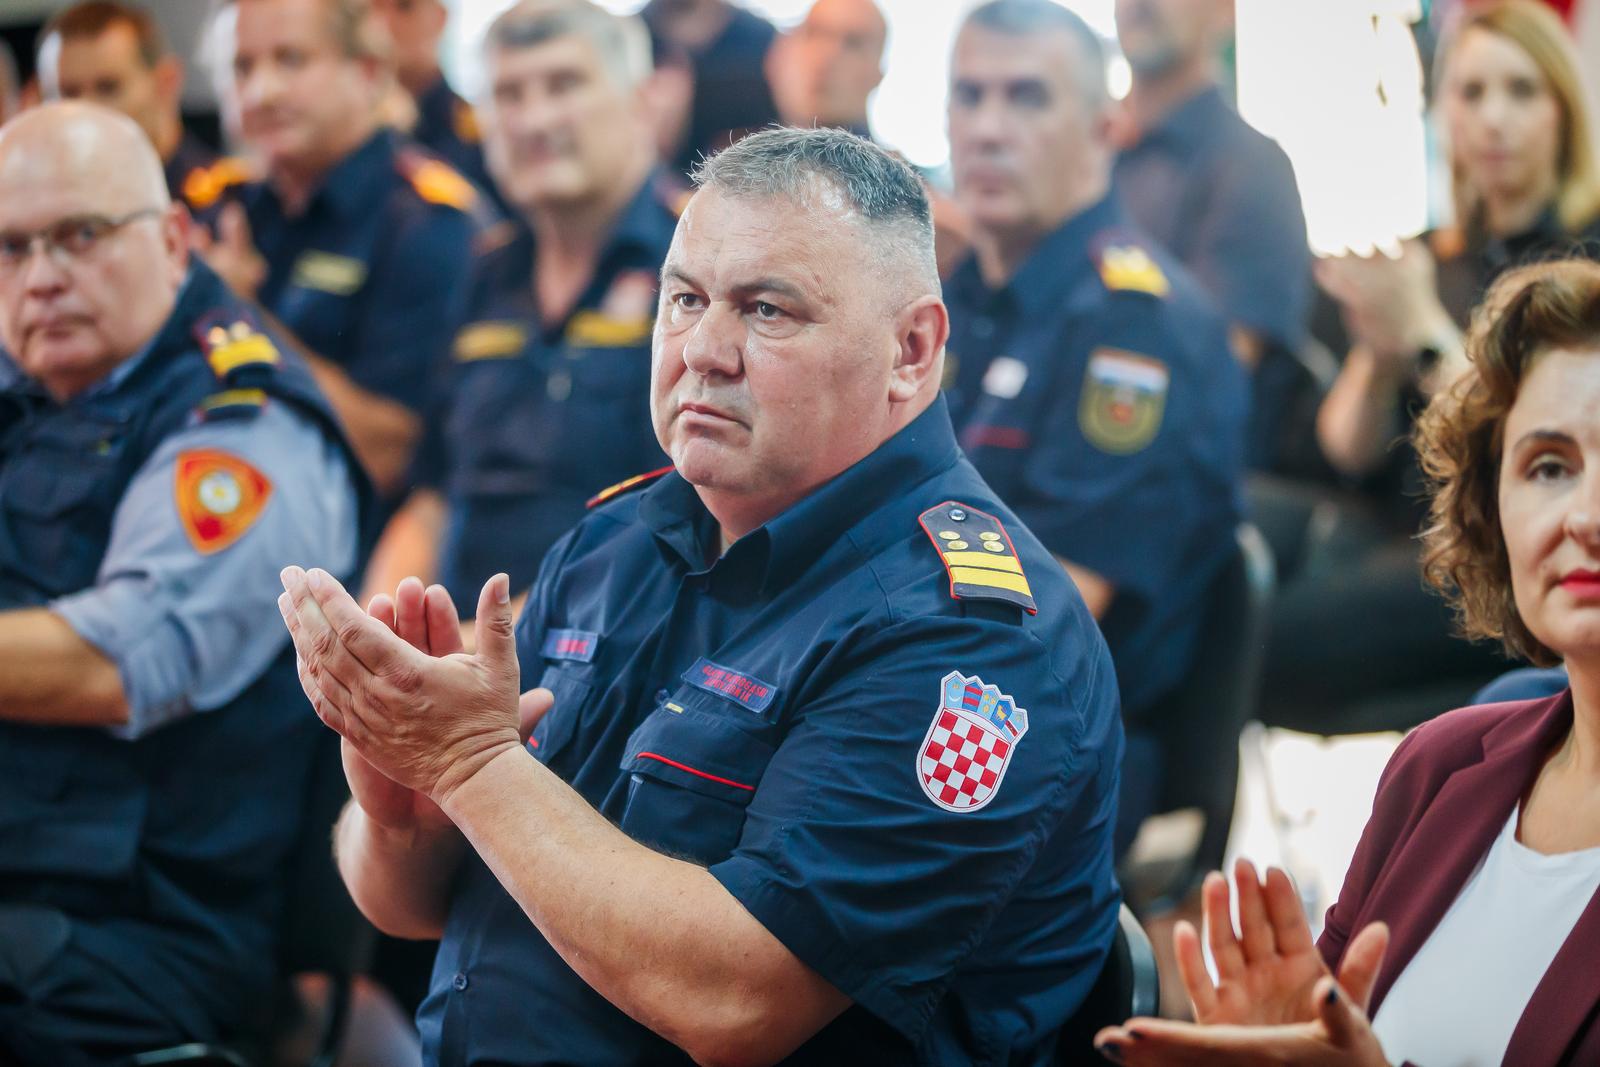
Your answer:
[175,448,273,554]
[918,501,1037,614]
[586,466,674,509]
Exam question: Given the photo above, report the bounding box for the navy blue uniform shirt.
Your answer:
[416,398,1124,1066]
[945,193,1246,724]
[224,129,478,420]
[419,174,677,610]
[1113,87,1310,468]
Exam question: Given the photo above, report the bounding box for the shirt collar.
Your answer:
[639,395,964,588]
[83,266,212,399]
[949,192,1122,318]
[252,127,396,222]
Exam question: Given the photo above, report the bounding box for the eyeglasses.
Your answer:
[0,208,164,274]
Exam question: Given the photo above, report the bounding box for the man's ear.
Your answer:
[164,202,193,281]
[888,295,949,403]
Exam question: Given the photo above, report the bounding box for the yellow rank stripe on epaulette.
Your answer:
[1096,244,1170,297]
[918,501,1038,615]
[586,465,675,509]
[200,388,267,413]
[407,159,477,212]
[204,322,281,377]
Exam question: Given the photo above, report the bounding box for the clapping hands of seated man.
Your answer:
[1095,860,1393,1067]
[279,568,553,825]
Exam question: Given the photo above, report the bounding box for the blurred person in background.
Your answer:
[1112,0,1312,472]
[944,0,1246,854]
[1,42,23,123]
[371,0,500,206]
[1095,257,1600,1067]
[766,0,885,139]
[0,102,362,1067]
[364,0,674,623]
[188,0,480,520]
[35,2,218,210]
[643,0,779,177]
[1261,0,1600,734]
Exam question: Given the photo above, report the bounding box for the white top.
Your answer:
[1371,806,1600,1067]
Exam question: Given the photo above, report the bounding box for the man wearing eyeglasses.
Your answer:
[0,102,364,1065]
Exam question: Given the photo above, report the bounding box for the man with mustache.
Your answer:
[367,0,676,618]
[191,0,479,512]
[0,102,362,1064]
[943,0,1246,854]
[280,126,1124,1065]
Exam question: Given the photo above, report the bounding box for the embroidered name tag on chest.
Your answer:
[683,658,778,714]
[541,628,598,663]
[291,251,368,296]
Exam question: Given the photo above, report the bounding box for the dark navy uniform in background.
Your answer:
[420,174,678,610]
[944,193,1246,850]
[416,398,1124,1066]
[1113,85,1310,470]
[190,129,479,507]
[0,261,364,1064]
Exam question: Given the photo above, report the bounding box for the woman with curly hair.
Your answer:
[1096,258,1600,1065]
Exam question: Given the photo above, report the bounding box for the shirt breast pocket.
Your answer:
[528,665,595,769]
[619,704,776,867]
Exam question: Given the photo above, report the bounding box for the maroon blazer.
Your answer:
[1316,690,1600,1066]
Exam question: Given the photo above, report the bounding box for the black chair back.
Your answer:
[1055,904,1160,1060]
[1144,523,1277,905]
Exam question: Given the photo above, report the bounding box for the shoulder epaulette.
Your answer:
[397,149,478,212]
[1092,237,1170,298]
[586,466,674,509]
[197,316,281,379]
[918,501,1037,615]
[1430,227,1466,262]
[196,387,268,421]
[653,174,693,219]
[452,97,482,144]
[182,156,254,210]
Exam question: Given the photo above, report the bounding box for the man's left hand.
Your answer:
[279,566,524,807]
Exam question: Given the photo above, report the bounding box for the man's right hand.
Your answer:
[343,577,553,833]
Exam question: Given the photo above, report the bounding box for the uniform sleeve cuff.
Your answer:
[710,859,938,1044]
[51,583,196,739]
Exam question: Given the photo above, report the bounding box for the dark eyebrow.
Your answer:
[1512,429,1576,452]
[660,265,699,289]
[730,277,809,303]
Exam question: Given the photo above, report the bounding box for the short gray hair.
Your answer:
[483,0,652,91]
[963,0,1109,111]
[690,126,938,292]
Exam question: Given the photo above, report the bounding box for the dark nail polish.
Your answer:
[1326,986,1339,1005]
[1095,1044,1124,1065]
[1129,1030,1144,1040]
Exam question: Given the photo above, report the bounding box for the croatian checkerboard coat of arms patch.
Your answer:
[917,671,1029,813]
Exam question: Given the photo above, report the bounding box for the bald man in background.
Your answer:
[0,102,361,1066]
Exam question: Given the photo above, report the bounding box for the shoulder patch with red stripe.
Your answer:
[918,501,1037,614]
[586,466,674,509]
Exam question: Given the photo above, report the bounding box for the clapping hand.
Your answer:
[1093,860,1391,1066]
[279,568,552,813]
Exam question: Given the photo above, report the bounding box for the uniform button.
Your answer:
[971,317,994,340]
[452,972,469,992]
[948,507,967,522]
